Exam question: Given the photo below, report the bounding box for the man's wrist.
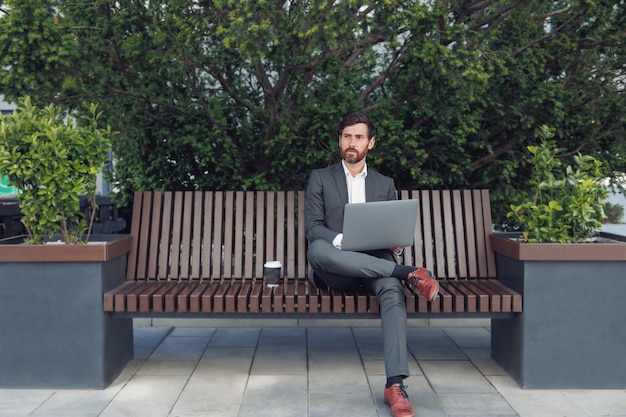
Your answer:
[332,233,343,249]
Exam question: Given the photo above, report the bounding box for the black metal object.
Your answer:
[0,195,126,239]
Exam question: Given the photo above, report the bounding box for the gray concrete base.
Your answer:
[492,254,626,389]
[0,256,133,389]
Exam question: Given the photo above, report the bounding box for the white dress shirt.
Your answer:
[333,161,367,248]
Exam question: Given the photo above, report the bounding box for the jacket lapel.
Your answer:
[365,174,376,202]
[332,163,349,205]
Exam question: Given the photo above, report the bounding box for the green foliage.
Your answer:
[0,96,113,244]
[507,126,608,243]
[0,1,624,210]
[604,201,624,224]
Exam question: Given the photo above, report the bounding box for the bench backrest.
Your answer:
[125,190,496,282]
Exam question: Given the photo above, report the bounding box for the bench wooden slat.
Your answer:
[126,281,157,312]
[200,282,225,313]
[438,284,454,313]
[223,192,234,279]
[211,282,229,313]
[211,192,224,278]
[285,282,296,313]
[165,283,188,312]
[201,193,214,279]
[176,282,199,313]
[440,281,465,313]
[244,192,255,278]
[261,285,273,312]
[458,281,490,312]
[138,282,165,312]
[249,283,262,313]
[189,282,210,313]
[233,192,245,278]
[473,190,490,278]
[225,281,241,313]
[237,282,251,313]
[179,192,194,279]
[419,191,434,272]
[452,190,468,278]
[191,192,203,278]
[297,282,307,313]
[448,280,477,313]
[103,281,133,312]
[276,192,286,274]
[152,283,180,313]
[441,190,456,278]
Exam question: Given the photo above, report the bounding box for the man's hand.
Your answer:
[390,247,404,256]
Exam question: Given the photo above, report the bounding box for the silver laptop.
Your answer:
[341,199,419,251]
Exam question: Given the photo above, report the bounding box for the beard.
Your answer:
[341,147,366,164]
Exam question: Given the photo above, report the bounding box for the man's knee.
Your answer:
[307,239,328,269]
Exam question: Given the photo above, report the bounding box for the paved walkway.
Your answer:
[1,325,625,417]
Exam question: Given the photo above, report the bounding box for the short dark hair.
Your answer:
[338,112,376,139]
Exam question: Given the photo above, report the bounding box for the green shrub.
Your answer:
[0,97,113,244]
[507,125,608,243]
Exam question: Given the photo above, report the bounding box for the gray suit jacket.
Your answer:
[305,162,397,244]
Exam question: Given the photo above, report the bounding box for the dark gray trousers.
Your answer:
[307,239,410,379]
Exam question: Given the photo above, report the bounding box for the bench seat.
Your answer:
[104,190,522,318]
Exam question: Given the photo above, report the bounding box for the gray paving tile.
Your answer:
[258,327,306,346]
[197,346,256,373]
[251,344,307,375]
[208,328,260,347]
[171,366,250,416]
[309,352,370,395]
[443,327,491,348]
[0,390,53,417]
[420,360,496,394]
[462,347,508,376]
[148,336,211,360]
[170,327,216,338]
[30,389,117,416]
[250,328,307,375]
[133,326,172,359]
[100,375,188,417]
[308,327,356,349]
[488,375,587,417]
[136,335,210,377]
[136,359,200,377]
[410,343,467,360]
[564,389,626,416]
[406,328,453,346]
[238,375,307,417]
[407,327,468,360]
[437,393,516,416]
[309,392,378,417]
[171,347,255,416]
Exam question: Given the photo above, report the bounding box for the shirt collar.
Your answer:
[341,160,368,178]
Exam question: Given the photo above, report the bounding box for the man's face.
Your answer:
[339,123,375,164]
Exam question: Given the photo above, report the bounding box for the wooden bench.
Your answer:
[104,189,521,318]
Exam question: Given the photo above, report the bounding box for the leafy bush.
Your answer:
[507,125,608,243]
[604,201,624,224]
[0,97,113,244]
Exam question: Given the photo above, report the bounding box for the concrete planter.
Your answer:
[489,232,626,389]
[0,235,133,389]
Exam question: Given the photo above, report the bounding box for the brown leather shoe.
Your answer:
[406,267,439,302]
[384,383,414,417]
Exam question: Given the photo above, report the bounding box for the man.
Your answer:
[304,112,439,417]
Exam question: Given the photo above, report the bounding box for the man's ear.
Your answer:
[368,137,375,150]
